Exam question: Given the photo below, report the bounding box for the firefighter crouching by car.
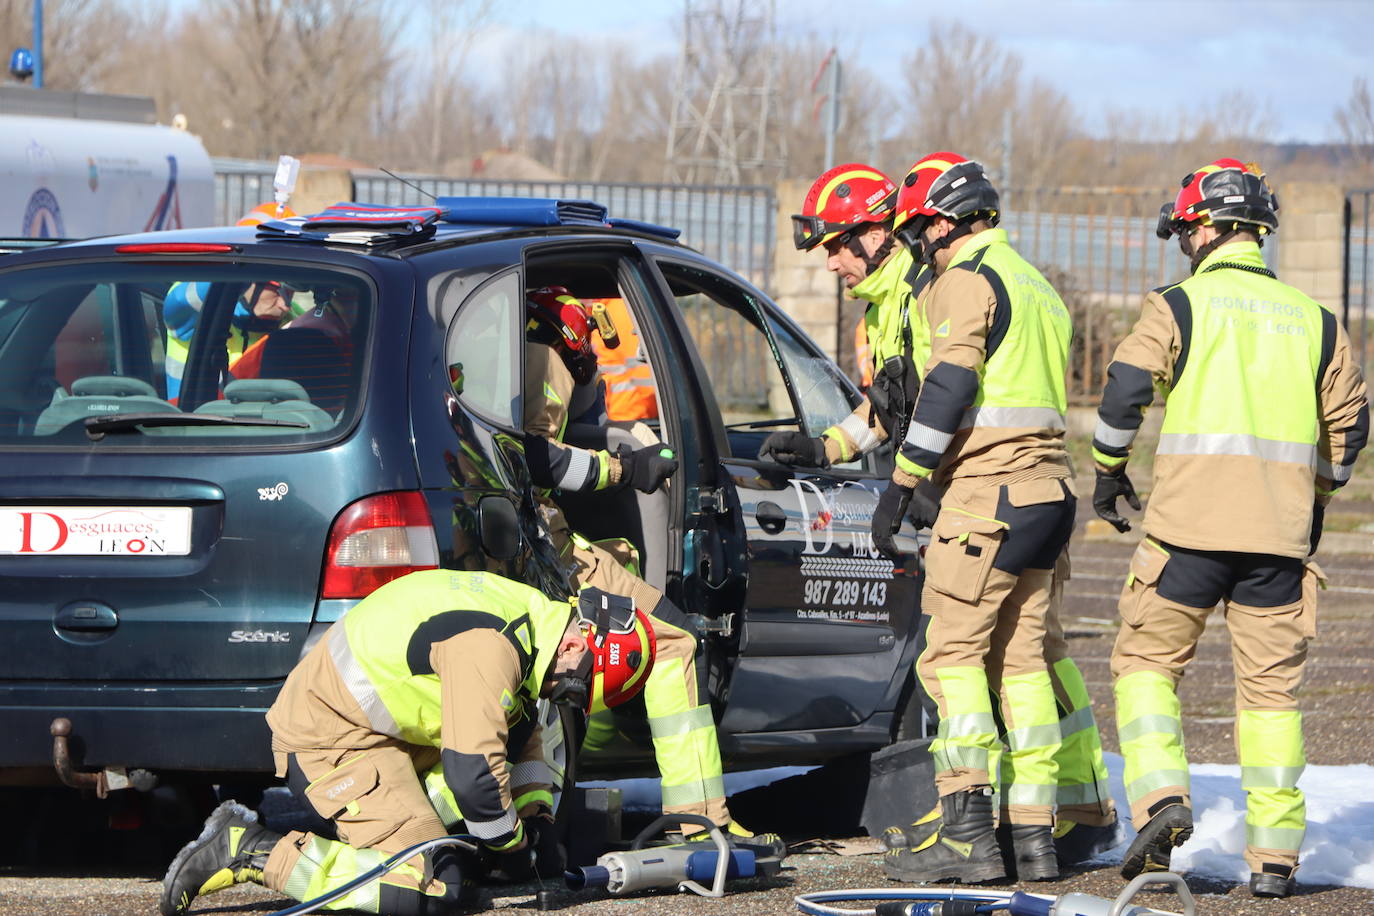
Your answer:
[161,571,657,916]
[521,287,783,857]
[869,152,1079,885]
[1093,159,1369,897]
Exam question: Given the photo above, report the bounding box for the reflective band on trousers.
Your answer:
[1118,713,1183,744]
[661,774,725,808]
[838,412,883,454]
[1057,705,1097,737]
[648,704,715,739]
[285,835,385,913]
[1242,766,1305,789]
[329,626,403,738]
[1004,782,1057,806]
[1094,418,1137,449]
[1125,767,1190,801]
[1055,781,1112,806]
[1248,823,1304,852]
[959,406,1066,431]
[1156,432,1316,466]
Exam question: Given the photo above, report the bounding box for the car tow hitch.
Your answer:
[49,717,157,797]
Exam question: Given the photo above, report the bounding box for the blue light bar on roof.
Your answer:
[436,197,608,227]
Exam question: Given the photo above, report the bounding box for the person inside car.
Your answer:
[162,279,303,401]
[522,286,783,857]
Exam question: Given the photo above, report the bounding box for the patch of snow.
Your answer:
[1100,752,1374,889]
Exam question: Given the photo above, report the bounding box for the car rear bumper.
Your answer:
[0,682,279,772]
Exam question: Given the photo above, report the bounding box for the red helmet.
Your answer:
[1156,158,1278,240]
[576,588,656,714]
[892,152,1000,253]
[791,163,898,251]
[527,286,597,386]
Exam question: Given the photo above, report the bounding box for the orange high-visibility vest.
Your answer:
[589,298,657,421]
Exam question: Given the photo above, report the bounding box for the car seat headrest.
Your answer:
[71,376,158,398]
[223,378,312,404]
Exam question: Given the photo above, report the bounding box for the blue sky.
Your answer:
[472,0,1369,143]
[157,0,1368,143]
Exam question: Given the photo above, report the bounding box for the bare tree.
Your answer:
[1335,77,1374,174]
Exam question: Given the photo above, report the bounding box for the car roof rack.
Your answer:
[252,197,683,248]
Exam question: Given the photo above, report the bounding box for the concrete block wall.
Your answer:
[772,179,845,364]
[1275,181,1344,309]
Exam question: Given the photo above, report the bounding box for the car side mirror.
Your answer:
[478,495,521,560]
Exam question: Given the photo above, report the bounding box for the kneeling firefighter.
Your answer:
[521,287,782,856]
[161,571,656,916]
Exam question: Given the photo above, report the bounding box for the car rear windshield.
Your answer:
[0,260,371,446]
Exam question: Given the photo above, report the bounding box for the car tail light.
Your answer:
[114,243,235,254]
[322,491,439,599]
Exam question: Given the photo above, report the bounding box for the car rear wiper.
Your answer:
[84,412,309,440]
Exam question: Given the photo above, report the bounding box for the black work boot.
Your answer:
[1250,864,1296,898]
[996,823,1059,881]
[882,789,1005,884]
[1053,816,1124,867]
[1120,800,1193,881]
[161,800,282,916]
[881,804,942,850]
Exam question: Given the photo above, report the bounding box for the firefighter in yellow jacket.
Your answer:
[1093,159,1369,897]
[869,153,1077,884]
[520,286,780,855]
[161,571,657,915]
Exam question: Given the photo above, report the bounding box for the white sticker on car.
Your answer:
[258,482,289,501]
[0,506,192,556]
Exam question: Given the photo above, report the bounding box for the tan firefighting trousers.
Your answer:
[917,475,1072,826]
[542,501,730,828]
[1111,537,1320,872]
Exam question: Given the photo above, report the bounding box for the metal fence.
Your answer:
[213,160,776,290]
[1003,188,1198,402]
[1344,189,1374,377]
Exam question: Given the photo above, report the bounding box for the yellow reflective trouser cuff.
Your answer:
[513,789,555,812]
[1000,671,1061,808]
[1051,658,1112,805]
[649,701,724,809]
[1239,709,1306,853]
[420,765,463,831]
[931,666,998,778]
[283,835,386,912]
[1115,670,1188,806]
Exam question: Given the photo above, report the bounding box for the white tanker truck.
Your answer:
[1,87,214,240]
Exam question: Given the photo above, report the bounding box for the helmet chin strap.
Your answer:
[919,219,980,268]
[1182,224,1244,273]
[548,651,594,709]
[845,229,896,277]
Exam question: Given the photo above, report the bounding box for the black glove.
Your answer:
[1093,468,1141,533]
[1310,501,1326,555]
[758,431,829,468]
[488,840,536,883]
[525,813,565,880]
[872,482,912,560]
[907,487,940,531]
[616,443,678,493]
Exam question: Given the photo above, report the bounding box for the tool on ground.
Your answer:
[794,872,1195,916]
[566,813,782,898]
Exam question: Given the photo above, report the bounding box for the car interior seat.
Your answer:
[34,375,178,436]
[256,328,350,415]
[193,378,335,432]
[557,423,669,593]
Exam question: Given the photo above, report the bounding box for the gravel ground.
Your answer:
[4,532,1373,916]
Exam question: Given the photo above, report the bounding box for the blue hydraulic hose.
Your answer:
[795,887,1024,916]
[265,834,481,916]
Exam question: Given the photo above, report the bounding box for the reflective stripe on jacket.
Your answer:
[1094,241,1369,557]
